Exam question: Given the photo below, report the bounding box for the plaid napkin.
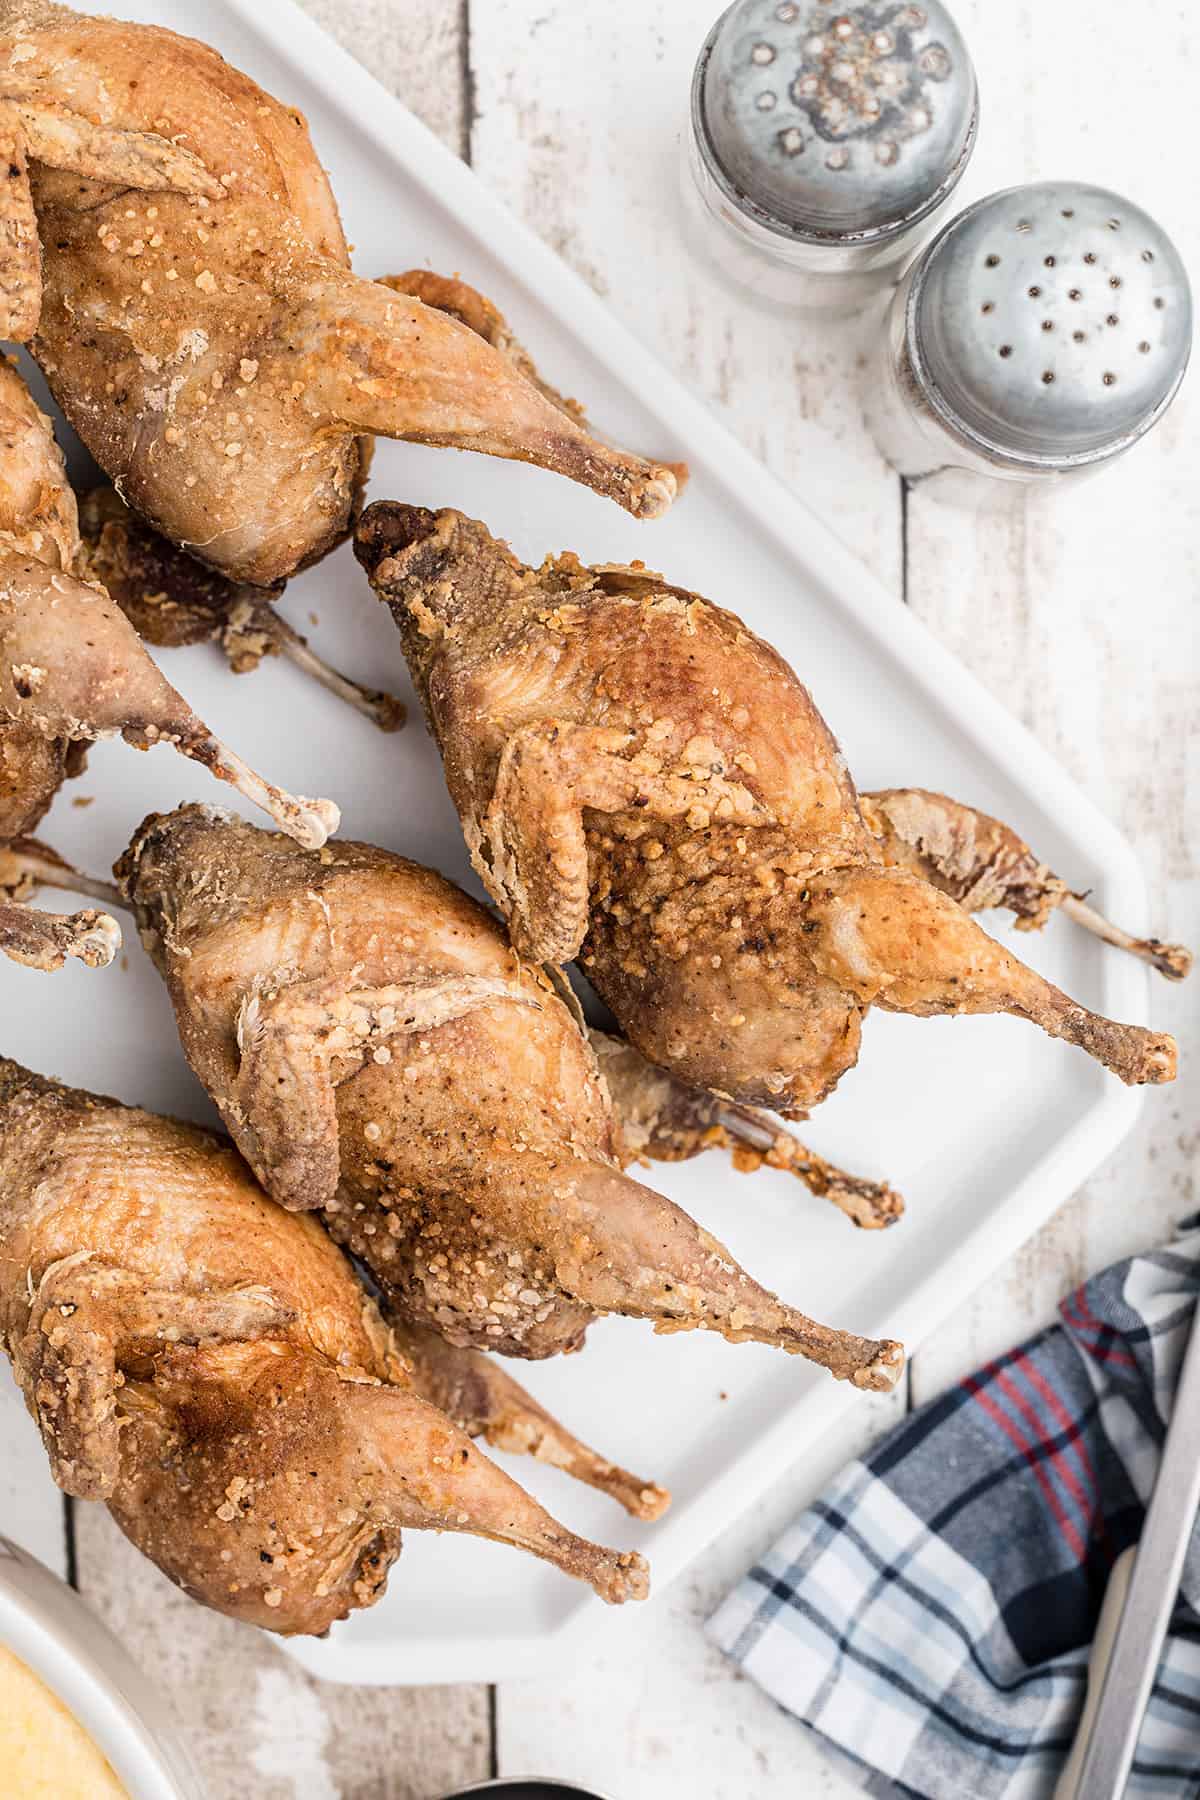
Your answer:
[709,1217,1200,1799]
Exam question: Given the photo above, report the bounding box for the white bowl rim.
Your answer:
[0,1536,201,1799]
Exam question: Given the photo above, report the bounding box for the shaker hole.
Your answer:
[1109,275,1122,288]
[1044,255,1057,267]
[1154,297,1166,309]
[980,301,994,314]
[1061,208,1075,218]
[985,254,1001,267]
[1107,218,1121,230]
[998,345,1012,358]
[1102,371,1117,384]
[1016,219,1032,232]
[1106,313,1119,327]
[1068,288,1082,301]
[1028,285,1042,298]
[1083,252,1097,264]
[1041,371,1055,384]
[1138,340,1151,353]
[751,42,776,64]
[1041,319,1054,331]
[1142,249,1155,262]
[1072,331,1086,342]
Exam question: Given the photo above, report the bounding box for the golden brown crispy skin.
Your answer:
[0,3,683,584]
[118,806,905,1393]
[0,356,116,967]
[0,1056,650,1632]
[355,504,1177,1108]
[0,355,338,955]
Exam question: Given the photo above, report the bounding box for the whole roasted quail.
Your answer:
[118,805,905,1392]
[0,1055,650,1634]
[355,503,1179,1115]
[0,1,683,585]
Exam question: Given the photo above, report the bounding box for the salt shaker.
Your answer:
[682,0,978,312]
[867,181,1193,504]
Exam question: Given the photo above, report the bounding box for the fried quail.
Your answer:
[117,806,904,1393]
[355,504,1177,1113]
[0,2,683,586]
[77,487,406,732]
[860,787,1192,982]
[0,1055,650,1633]
[0,355,337,977]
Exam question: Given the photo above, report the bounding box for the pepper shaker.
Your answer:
[867,181,1193,504]
[682,0,978,312]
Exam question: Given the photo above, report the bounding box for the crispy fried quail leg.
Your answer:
[0,837,122,968]
[593,1029,903,1229]
[0,555,338,847]
[557,1162,903,1390]
[393,1318,670,1520]
[0,898,118,969]
[299,272,683,522]
[863,787,1193,982]
[336,1370,646,1600]
[231,969,902,1382]
[0,1057,647,1632]
[77,488,406,732]
[803,867,1176,1085]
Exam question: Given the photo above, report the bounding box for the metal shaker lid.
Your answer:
[694,0,977,243]
[909,182,1193,464]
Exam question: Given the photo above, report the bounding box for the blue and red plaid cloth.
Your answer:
[709,1217,1200,1798]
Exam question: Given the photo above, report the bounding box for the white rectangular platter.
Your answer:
[0,0,1157,1686]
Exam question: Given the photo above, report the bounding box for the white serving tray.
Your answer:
[1,0,1157,1686]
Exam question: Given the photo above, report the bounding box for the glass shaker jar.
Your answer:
[682,0,978,313]
[867,181,1194,505]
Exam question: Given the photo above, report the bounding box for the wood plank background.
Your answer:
[1,2,1194,1794]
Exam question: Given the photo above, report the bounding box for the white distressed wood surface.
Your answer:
[0,1,1195,1794]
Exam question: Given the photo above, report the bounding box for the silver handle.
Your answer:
[1056,1307,1200,1800]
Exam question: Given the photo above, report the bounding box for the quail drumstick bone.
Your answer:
[592,1029,903,1230]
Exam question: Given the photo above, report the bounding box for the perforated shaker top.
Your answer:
[910,182,1193,462]
[696,0,977,241]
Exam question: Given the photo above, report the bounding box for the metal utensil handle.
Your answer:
[1052,1547,1135,1800]
[1061,1306,1200,1800]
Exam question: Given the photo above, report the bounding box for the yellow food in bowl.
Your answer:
[0,1642,128,1797]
